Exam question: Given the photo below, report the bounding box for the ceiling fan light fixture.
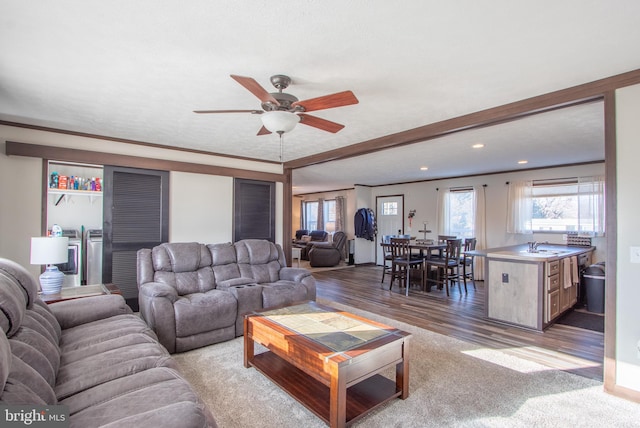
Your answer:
[261,111,300,134]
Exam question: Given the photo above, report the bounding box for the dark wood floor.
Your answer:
[312,264,605,381]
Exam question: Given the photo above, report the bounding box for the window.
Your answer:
[303,201,318,231]
[302,199,337,232]
[507,177,605,235]
[442,189,475,238]
[531,179,604,234]
[382,201,398,215]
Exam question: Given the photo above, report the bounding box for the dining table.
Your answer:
[381,240,447,292]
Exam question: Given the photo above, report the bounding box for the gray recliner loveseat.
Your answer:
[0,257,216,427]
[137,239,316,354]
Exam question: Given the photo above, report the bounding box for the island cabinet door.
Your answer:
[547,289,560,321]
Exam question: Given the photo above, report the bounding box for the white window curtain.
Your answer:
[473,185,486,280]
[578,175,605,236]
[436,188,451,235]
[506,180,533,234]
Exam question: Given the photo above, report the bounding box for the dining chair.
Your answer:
[432,235,456,260]
[460,238,477,291]
[425,239,462,296]
[380,235,394,284]
[389,237,424,296]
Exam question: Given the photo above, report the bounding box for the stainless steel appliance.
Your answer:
[85,229,103,285]
[55,229,82,287]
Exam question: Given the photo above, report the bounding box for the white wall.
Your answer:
[615,83,640,392]
[0,124,284,276]
[169,172,233,243]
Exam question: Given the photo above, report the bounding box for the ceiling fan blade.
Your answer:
[298,113,345,133]
[193,109,262,114]
[257,126,272,136]
[292,90,358,112]
[230,75,280,106]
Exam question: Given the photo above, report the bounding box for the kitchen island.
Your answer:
[472,244,594,330]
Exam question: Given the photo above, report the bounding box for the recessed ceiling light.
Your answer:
[472,143,484,149]
[518,160,528,164]
[420,166,429,171]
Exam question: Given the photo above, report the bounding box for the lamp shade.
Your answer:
[30,237,69,265]
[260,111,300,134]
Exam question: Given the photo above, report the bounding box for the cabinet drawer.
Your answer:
[547,273,560,291]
[547,260,560,276]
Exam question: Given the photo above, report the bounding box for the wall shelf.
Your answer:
[48,189,103,205]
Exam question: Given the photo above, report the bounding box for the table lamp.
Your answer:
[30,236,69,294]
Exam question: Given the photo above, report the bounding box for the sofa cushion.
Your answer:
[0,271,27,337]
[1,329,11,393]
[235,240,283,283]
[61,367,215,428]
[55,342,175,401]
[174,290,237,337]
[5,353,57,404]
[154,242,212,273]
[0,258,38,308]
[261,282,309,308]
[9,326,60,385]
[208,242,241,284]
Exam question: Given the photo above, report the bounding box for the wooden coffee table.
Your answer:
[244,301,410,428]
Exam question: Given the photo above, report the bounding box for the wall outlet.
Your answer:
[631,247,640,264]
[562,234,568,241]
[502,273,509,283]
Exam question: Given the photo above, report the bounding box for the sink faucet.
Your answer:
[528,241,539,252]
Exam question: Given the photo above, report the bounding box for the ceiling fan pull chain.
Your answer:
[278,131,284,162]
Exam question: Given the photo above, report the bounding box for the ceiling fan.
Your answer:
[194,74,358,135]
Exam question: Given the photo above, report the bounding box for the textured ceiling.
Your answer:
[1,1,639,194]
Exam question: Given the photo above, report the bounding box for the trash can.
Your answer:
[583,262,605,314]
[348,239,355,265]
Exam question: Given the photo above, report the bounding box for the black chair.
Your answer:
[308,231,347,267]
[425,239,462,296]
[389,238,424,296]
[460,238,477,290]
[380,235,395,284]
[294,229,309,241]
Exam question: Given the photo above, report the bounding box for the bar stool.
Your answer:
[389,238,424,296]
[425,239,462,296]
[460,238,477,290]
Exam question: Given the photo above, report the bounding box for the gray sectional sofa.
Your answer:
[0,257,216,428]
[137,239,316,354]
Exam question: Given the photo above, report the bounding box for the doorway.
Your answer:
[375,194,404,266]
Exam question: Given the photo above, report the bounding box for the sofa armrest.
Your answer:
[279,267,313,282]
[139,282,179,302]
[49,294,133,330]
[138,282,179,353]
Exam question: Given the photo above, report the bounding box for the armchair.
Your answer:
[297,230,329,260]
[308,231,348,267]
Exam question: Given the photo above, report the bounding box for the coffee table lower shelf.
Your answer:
[250,351,401,426]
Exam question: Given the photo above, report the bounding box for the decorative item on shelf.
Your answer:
[30,236,69,294]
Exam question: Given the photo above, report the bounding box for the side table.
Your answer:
[39,283,121,304]
[291,247,301,267]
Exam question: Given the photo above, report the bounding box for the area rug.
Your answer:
[173,301,639,428]
[555,309,604,333]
